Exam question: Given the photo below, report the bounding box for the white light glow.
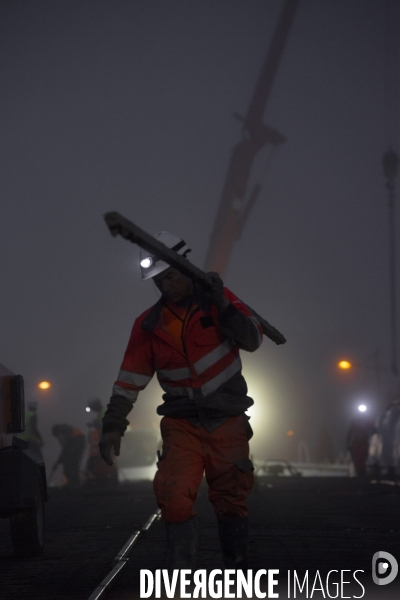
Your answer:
[140,257,152,268]
[244,368,273,430]
[358,404,367,412]
[86,407,91,412]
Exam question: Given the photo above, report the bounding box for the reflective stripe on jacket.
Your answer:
[103,286,262,433]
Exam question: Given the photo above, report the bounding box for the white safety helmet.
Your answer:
[139,231,191,280]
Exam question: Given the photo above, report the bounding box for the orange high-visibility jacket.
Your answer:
[103,287,263,434]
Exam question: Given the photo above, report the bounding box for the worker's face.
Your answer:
[153,267,194,305]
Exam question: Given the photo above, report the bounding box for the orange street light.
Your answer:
[38,381,51,390]
[338,360,352,370]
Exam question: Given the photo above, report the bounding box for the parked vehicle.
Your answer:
[0,362,47,557]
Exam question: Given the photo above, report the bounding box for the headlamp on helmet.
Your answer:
[139,231,191,280]
[140,256,154,269]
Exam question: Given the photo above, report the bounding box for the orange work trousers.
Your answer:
[153,415,254,523]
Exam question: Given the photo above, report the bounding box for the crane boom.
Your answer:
[204,0,298,277]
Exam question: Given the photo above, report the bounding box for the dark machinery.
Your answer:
[0,362,48,557]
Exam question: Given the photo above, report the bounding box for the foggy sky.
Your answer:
[1,0,399,467]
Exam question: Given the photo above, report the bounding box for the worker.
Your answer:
[51,424,85,487]
[346,409,376,477]
[17,400,44,461]
[377,398,400,479]
[86,398,107,427]
[86,399,118,483]
[99,231,263,571]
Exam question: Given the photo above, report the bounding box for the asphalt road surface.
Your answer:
[1,477,400,600]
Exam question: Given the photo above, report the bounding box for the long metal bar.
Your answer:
[87,561,129,600]
[87,509,161,600]
[104,211,286,345]
[141,510,160,532]
[111,530,140,566]
[104,211,214,289]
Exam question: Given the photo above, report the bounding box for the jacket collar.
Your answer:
[141,298,163,332]
[141,284,212,332]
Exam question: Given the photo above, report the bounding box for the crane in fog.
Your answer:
[204,0,298,278]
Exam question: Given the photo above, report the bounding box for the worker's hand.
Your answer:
[99,431,121,466]
[207,272,230,311]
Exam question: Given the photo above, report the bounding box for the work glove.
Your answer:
[206,272,230,311]
[99,431,121,466]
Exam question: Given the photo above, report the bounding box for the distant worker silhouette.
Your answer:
[51,424,85,486]
[377,399,400,479]
[347,408,376,477]
[99,231,264,571]
[86,399,117,483]
[17,400,44,461]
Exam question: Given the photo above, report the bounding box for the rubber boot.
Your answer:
[217,516,249,571]
[165,515,198,570]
